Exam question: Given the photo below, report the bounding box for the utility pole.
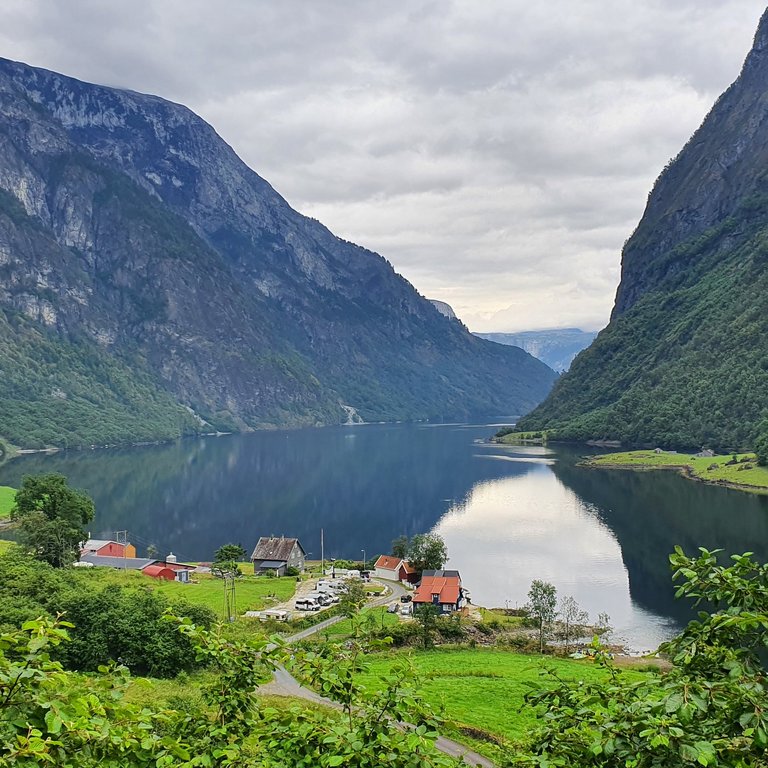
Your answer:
[116,530,128,570]
[321,528,324,577]
[224,568,236,623]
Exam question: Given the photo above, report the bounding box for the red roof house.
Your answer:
[412,570,463,613]
[373,555,418,583]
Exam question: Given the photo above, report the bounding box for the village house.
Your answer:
[412,569,464,614]
[373,555,418,583]
[250,536,306,576]
[80,538,137,558]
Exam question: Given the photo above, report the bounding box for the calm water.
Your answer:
[2,422,767,652]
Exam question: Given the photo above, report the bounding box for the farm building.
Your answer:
[250,536,305,576]
[80,539,137,558]
[373,555,417,583]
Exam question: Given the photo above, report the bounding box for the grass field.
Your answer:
[0,540,13,554]
[359,648,642,759]
[495,431,547,444]
[316,606,400,640]
[84,568,297,620]
[584,450,768,492]
[0,486,15,519]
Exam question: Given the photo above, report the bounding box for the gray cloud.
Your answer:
[0,0,764,332]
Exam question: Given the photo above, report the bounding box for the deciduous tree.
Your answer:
[11,474,94,568]
[527,579,557,653]
[407,533,448,576]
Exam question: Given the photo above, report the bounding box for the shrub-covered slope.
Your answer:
[518,11,768,451]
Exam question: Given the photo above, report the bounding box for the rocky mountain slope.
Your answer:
[518,10,768,451]
[0,58,556,448]
[475,329,596,373]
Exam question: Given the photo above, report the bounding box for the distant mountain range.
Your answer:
[475,329,597,373]
[0,58,556,448]
[518,9,768,451]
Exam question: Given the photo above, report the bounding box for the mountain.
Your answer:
[518,10,768,451]
[475,329,597,373]
[0,58,556,449]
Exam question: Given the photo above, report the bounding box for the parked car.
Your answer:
[295,598,321,611]
[307,591,334,607]
[400,594,412,603]
[387,603,398,613]
[399,604,412,616]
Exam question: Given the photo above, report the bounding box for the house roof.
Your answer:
[413,573,461,605]
[79,553,155,570]
[81,539,117,551]
[251,536,305,561]
[143,564,174,577]
[374,555,404,571]
[421,569,461,579]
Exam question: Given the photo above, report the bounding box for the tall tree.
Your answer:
[527,579,557,653]
[407,533,448,575]
[214,543,247,563]
[11,473,94,568]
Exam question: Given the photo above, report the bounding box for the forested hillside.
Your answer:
[518,11,768,452]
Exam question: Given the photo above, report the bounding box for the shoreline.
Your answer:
[580,451,768,495]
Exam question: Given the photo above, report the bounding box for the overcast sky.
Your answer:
[0,1,765,332]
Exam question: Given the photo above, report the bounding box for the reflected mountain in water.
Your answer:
[550,449,768,625]
[0,424,538,562]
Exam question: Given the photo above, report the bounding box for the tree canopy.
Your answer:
[395,533,448,576]
[11,474,95,568]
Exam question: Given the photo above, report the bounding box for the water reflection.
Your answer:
[434,448,678,652]
[1,425,766,651]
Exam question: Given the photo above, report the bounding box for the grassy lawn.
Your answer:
[317,606,400,640]
[0,540,13,554]
[84,569,297,620]
[359,648,643,758]
[0,486,15,520]
[585,450,768,492]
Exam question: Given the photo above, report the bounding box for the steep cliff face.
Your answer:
[0,58,556,447]
[518,10,768,450]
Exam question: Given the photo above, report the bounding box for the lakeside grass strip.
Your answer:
[582,450,768,493]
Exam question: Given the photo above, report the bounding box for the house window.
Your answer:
[432,593,440,603]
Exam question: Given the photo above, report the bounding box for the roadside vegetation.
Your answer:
[584,449,768,492]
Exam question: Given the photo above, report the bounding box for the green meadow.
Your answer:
[585,450,768,492]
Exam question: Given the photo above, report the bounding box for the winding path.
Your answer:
[259,578,496,768]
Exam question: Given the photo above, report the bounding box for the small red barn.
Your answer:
[142,564,177,581]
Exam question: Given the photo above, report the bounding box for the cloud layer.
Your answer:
[0,0,764,331]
